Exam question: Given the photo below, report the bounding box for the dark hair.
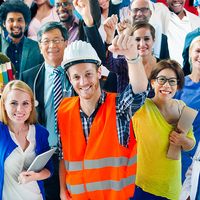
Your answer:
[0,0,31,26]
[149,59,185,89]
[132,21,155,40]
[30,1,53,19]
[37,21,68,42]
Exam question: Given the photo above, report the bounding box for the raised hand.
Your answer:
[108,34,138,60]
[117,20,132,35]
[73,0,93,26]
[103,14,118,44]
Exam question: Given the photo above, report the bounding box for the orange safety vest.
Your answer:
[58,93,137,200]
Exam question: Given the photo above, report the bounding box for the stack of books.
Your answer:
[0,62,14,94]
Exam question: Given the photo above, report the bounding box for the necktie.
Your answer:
[53,68,63,156]
[53,68,63,134]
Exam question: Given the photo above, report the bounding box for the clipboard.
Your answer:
[27,148,56,172]
[167,106,198,160]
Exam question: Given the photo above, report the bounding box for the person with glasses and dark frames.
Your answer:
[119,0,169,60]
[130,59,195,200]
[55,0,101,43]
[55,0,106,66]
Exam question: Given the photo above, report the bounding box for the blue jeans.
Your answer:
[130,186,169,200]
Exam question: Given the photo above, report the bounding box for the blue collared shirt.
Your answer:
[44,63,71,147]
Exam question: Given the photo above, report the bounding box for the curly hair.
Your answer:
[0,0,31,27]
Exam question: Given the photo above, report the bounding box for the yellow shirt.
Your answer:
[132,99,195,200]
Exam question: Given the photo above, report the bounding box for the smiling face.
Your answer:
[130,0,151,23]
[166,0,185,14]
[151,68,178,101]
[68,63,101,100]
[4,89,32,125]
[4,12,26,41]
[133,27,154,57]
[55,0,74,23]
[39,28,67,67]
[190,41,200,74]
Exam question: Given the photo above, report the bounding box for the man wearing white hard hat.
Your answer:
[58,37,149,199]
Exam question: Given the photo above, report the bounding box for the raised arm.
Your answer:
[73,0,94,27]
[104,14,118,45]
[73,0,106,64]
[109,34,148,93]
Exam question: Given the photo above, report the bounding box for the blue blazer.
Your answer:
[0,122,53,200]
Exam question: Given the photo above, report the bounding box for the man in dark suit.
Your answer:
[0,0,43,79]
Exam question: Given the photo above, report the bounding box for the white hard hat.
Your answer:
[61,40,101,71]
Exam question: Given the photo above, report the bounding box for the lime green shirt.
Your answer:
[132,99,195,200]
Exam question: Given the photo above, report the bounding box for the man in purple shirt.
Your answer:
[55,0,106,63]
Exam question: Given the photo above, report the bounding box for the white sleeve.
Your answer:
[179,164,192,200]
[179,142,200,200]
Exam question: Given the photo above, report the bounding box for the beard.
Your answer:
[60,12,74,24]
[10,29,23,39]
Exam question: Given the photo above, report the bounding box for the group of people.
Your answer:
[0,0,200,200]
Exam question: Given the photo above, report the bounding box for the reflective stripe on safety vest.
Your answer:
[67,175,136,195]
[64,155,137,171]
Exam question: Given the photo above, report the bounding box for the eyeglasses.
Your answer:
[155,76,179,86]
[55,2,72,8]
[40,38,64,46]
[131,7,150,14]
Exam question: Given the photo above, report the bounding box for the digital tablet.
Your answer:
[27,148,56,172]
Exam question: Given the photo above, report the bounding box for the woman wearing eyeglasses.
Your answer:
[131,59,195,200]
[174,36,200,185]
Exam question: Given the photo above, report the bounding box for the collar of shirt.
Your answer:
[6,35,25,46]
[68,16,79,31]
[170,8,189,21]
[80,91,106,118]
[45,63,64,79]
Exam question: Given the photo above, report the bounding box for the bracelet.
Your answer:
[105,42,111,50]
[125,54,140,64]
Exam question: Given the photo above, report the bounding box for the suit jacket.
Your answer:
[159,33,170,60]
[20,63,72,126]
[20,63,46,125]
[182,28,200,76]
[0,36,44,78]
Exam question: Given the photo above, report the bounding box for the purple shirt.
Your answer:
[68,17,80,44]
[106,51,129,93]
